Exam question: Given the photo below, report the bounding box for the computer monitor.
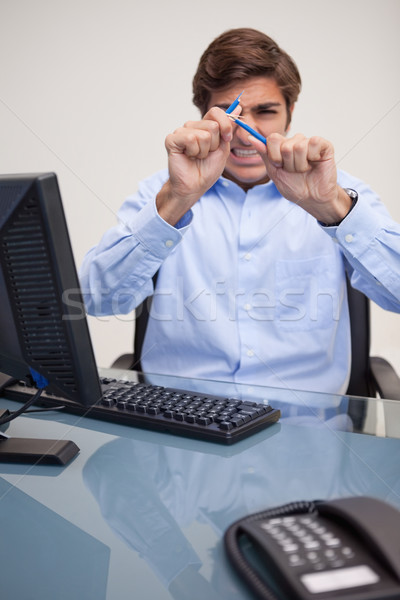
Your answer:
[0,172,102,463]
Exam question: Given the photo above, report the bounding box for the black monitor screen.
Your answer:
[0,172,102,406]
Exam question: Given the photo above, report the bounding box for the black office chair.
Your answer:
[345,279,400,400]
[111,273,157,373]
[111,277,400,401]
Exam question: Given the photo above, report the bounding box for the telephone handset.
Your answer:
[224,496,400,600]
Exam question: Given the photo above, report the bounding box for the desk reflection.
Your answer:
[82,419,400,599]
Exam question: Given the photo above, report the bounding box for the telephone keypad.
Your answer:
[260,514,358,573]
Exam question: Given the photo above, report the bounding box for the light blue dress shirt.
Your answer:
[80,170,400,394]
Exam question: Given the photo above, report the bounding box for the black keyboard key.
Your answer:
[219,421,233,431]
[196,416,212,426]
[173,412,185,421]
[238,407,259,419]
[230,415,246,427]
[240,414,252,424]
[101,398,115,407]
[116,400,129,410]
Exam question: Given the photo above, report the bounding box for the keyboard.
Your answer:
[3,376,281,445]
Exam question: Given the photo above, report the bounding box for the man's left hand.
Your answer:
[251,133,352,224]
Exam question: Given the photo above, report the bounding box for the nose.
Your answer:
[234,122,252,145]
[233,114,261,145]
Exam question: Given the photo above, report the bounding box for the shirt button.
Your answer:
[247,349,255,358]
[165,239,174,248]
[344,234,354,243]
[221,180,229,187]
[244,252,252,261]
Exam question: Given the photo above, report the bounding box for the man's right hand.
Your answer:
[156,107,237,226]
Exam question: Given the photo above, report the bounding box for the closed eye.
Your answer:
[253,102,282,116]
[214,104,230,111]
[257,109,278,114]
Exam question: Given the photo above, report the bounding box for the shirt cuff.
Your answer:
[175,209,193,229]
[320,194,382,257]
[128,199,191,260]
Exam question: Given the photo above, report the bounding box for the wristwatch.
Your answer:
[320,188,358,227]
[343,187,358,206]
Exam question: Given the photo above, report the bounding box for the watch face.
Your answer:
[344,188,358,200]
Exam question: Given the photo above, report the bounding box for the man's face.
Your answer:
[208,76,291,188]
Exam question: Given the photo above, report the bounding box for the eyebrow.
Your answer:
[251,102,282,110]
[214,101,282,111]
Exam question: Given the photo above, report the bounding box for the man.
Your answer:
[80,28,400,394]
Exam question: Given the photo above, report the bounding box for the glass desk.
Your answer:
[1,369,399,600]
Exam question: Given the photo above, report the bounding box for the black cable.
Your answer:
[0,379,43,425]
[0,376,67,424]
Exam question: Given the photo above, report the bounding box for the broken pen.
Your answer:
[225,91,267,145]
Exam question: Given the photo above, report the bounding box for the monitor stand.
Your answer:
[0,409,79,465]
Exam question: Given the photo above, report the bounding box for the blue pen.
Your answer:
[232,120,267,145]
[226,91,244,114]
[225,91,267,145]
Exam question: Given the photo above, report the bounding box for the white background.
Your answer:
[1,0,399,375]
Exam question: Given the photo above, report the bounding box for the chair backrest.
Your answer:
[133,272,159,371]
[345,277,375,397]
[133,273,374,396]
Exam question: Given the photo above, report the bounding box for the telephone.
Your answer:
[224,496,400,600]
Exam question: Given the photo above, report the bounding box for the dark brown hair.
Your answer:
[192,28,301,124]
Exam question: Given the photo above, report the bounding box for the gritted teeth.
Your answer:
[232,148,259,157]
